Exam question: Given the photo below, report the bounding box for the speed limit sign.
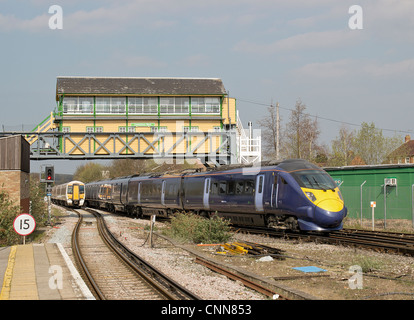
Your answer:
[13,214,36,236]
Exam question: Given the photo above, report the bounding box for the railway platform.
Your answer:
[0,243,94,300]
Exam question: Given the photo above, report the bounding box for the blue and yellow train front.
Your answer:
[299,187,347,231]
[284,165,348,231]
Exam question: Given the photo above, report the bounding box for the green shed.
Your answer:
[324,164,414,225]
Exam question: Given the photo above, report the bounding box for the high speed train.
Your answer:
[51,180,85,208]
[84,159,347,232]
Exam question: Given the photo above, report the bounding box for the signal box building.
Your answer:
[55,77,236,134]
[48,77,239,163]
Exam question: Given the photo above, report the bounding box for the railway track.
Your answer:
[71,208,200,300]
[235,226,414,256]
[328,228,414,256]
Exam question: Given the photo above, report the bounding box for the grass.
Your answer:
[351,255,383,273]
[343,217,414,234]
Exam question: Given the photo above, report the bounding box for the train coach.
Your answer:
[84,159,347,232]
[51,180,85,208]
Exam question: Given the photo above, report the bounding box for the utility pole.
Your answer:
[276,102,280,160]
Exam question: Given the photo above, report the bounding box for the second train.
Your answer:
[84,159,347,232]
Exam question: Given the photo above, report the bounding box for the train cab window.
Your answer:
[236,181,244,194]
[219,182,226,194]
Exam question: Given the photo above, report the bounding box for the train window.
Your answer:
[227,181,235,194]
[245,180,254,194]
[219,182,226,194]
[212,182,218,194]
[236,181,244,194]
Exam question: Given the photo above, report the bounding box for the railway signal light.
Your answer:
[45,166,54,182]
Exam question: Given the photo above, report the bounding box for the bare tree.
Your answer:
[257,104,279,160]
[328,125,355,166]
[283,100,320,161]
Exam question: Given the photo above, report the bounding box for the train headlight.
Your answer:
[305,191,317,202]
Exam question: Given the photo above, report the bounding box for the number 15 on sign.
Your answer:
[13,214,36,244]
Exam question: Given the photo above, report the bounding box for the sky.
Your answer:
[0,0,413,174]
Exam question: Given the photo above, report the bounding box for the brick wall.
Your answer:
[0,170,30,213]
[0,135,30,214]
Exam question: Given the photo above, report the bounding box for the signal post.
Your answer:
[41,164,54,225]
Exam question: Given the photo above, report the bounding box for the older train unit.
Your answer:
[84,159,347,232]
[51,180,85,208]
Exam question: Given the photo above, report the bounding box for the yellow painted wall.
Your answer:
[57,96,236,156]
[222,97,236,125]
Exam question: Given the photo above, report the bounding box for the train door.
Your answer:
[203,178,211,210]
[271,174,278,208]
[276,173,288,208]
[255,174,264,212]
[137,182,141,205]
[73,184,80,201]
[161,180,166,206]
[121,182,128,205]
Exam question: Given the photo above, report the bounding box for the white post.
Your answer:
[360,181,367,226]
[149,215,156,248]
[370,201,376,231]
[372,206,374,231]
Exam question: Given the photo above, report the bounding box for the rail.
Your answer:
[88,209,200,300]
[72,208,200,300]
[235,226,414,256]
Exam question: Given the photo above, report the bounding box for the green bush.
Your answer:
[0,190,21,246]
[30,180,48,226]
[166,212,232,244]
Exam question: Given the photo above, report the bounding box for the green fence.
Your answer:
[325,165,414,225]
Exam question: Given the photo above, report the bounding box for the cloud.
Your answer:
[0,13,48,32]
[364,58,414,77]
[362,0,414,43]
[293,59,355,79]
[292,58,414,79]
[0,1,181,34]
[115,53,167,69]
[179,54,210,67]
[234,29,365,54]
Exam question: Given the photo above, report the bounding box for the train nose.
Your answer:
[315,201,346,228]
[317,198,343,212]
